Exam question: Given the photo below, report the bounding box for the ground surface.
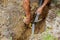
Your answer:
[29,6,60,40]
[0,0,60,40]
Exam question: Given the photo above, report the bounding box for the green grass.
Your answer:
[42,34,58,40]
[56,10,60,16]
[40,29,58,40]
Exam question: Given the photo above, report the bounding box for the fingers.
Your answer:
[23,17,31,24]
[36,7,43,14]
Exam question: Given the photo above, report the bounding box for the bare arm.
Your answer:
[23,0,31,24]
[23,0,30,17]
[41,0,50,8]
[36,0,50,14]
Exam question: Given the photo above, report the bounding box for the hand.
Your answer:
[23,16,31,24]
[36,7,43,14]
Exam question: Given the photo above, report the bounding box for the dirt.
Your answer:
[0,0,60,40]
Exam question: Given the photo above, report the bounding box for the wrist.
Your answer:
[26,15,31,18]
[26,13,31,18]
[41,5,45,9]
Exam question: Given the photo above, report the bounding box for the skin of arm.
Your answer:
[41,0,50,8]
[23,0,30,17]
[36,0,50,14]
[23,0,31,24]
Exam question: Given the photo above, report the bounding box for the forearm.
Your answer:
[40,0,50,8]
[23,0,30,17]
